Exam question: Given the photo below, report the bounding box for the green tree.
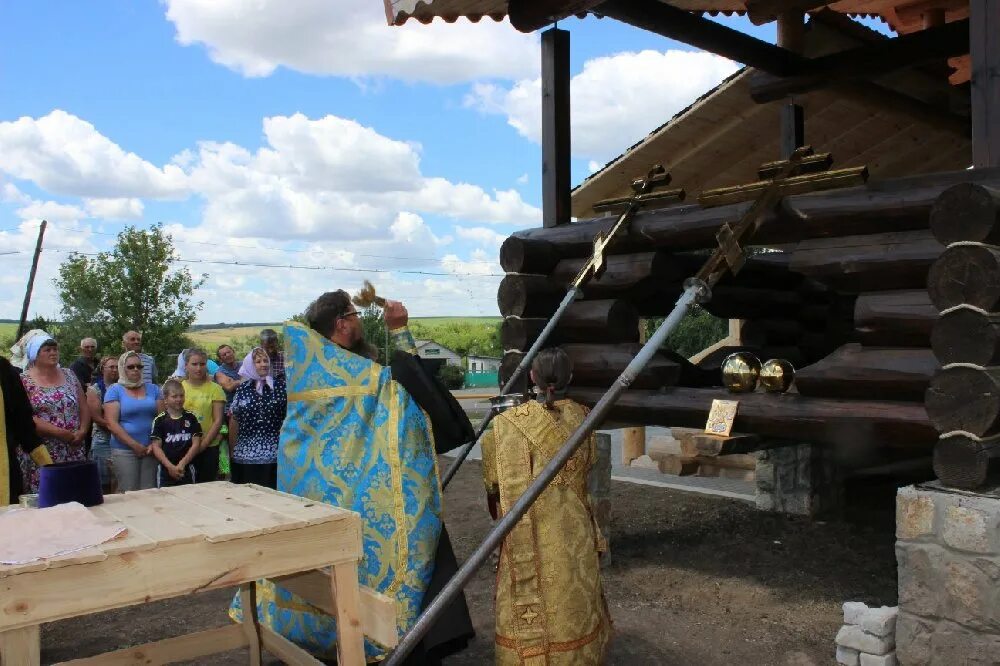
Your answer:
[644,306,728,359]
[53,224,205,379]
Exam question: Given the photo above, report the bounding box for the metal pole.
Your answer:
[16,219,47,340]
[386,280,707,665]
[441,288,580,489]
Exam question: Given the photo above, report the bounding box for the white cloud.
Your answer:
[84,198,144,220]
[466,49,740,162]
[15,199,85,222]
[455,225,506,249]
[163,0,537,84]
[0,110,188,199]
[516,173,529,185]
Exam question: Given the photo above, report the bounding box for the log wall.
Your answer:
[498,169,1000,458]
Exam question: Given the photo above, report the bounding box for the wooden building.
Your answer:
[386,1,1000,491]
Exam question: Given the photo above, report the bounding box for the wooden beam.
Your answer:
[749,18,970,103]
[746,0,831,26]
[971,0,1000,168]
[508,0,604,32]
[542,28,571,227]
[595,0,803,76]
[777,11,805,160]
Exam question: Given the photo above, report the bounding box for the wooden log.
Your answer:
[701,286,803,320]
[687,432,760,457]
[622,427,646,466]
[497,274,564,318]
[795,344,939,401]
[740,319,802,347]
[933,433,1000,490]
[500,236,560,274]
[927,244,1000,312]
[929,183,1000,245]
[855,290,938,347]
[655,454,699,476]
[500,300,639,351]
[551,251,695,299]
[790,230,944,291]
[501,344,680,390]
[513,169,1000,261]
[931,307,1000,366]
[567,386,936,449]
[925,366,1000,437]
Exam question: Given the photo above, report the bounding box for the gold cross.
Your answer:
[520,606,539,625]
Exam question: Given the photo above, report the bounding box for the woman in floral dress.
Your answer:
[18,333,91,492]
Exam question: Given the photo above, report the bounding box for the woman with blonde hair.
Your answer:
[481,347,611,665]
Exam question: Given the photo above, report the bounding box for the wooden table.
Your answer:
[0,482,377,666]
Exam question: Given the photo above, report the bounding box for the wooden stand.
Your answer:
[0,483,390,666]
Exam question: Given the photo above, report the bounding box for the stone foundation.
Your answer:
[895,484,1000,665]
[755,442,842,517]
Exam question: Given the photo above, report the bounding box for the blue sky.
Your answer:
[0,2,889,324]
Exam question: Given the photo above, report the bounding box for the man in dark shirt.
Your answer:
[259,329,285,379]
[69,337,98,387]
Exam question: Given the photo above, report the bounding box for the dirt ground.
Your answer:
[40,458,900,665]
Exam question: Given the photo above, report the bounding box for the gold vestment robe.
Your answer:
[482,399,611,665]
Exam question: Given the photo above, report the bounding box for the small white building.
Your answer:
[466,354,501,374]
[414,340,462,367]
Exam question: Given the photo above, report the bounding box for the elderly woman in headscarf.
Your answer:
[228,347,286,489]
[104,351,164,491]
[17,332,90,493]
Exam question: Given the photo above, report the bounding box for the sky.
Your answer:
[0,2,890,324]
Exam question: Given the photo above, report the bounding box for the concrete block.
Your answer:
[755,492,775,512]
[835,625,894,655]
[859,652,896,666]
[942,504,991,553]
[896,488,934,540]
[894,612,932,666]
[859,606,897,637]
[755,461,775,492]
[843,601,868,625]
[835,645,860,666]
[896,543,941,617]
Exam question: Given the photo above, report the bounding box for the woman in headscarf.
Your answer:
[104,351,163,491]
[1,355,51,505]
[17,333,91,493]
[86,355,119,492]
[228,347,286,489]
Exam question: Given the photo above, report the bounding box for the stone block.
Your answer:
[896,488,934,540]
[860,606,898,637]
[835,625,894,655]
[930,619,1000,666]
[942,555,992,631]
[755,492,775,512]
[843,601,868,625]
[836,645,860,666]
[942,504,991,553]
[859,652,896,666]
[896,543,942,617]
[894,612,932,666]
[756,461,775,492]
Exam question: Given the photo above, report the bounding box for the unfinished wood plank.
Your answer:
[165,483,307,538]
[88,505,155,556]
[259,625,326,666]
[0,624,40,666]
[331,561,366,666]
[98,492,203,547]
[153,486,265,542]
[0,518,361,632]
[271,571,398,649]
[240,583,262,666]
[689,433,760,456]
[234,484,345,527]
[52,624,247,666]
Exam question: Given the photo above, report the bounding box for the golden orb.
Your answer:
[759,358,795,393]
[721,352,761,393]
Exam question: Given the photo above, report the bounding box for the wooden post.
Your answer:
[541,27,571,228]
[238,583,263,666]
[777,11,804,159]
[0,625,40,666]
[331,561,366,666]
[971,0,1000,168]
[15,219,46,340]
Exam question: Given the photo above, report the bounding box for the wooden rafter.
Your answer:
[508,0,605,31]
[746,0,832,26]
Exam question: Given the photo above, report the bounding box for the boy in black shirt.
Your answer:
[150,379,202,487]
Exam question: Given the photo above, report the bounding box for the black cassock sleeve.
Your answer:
[389,351,475,454]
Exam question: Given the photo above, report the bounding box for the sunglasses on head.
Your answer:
[341,311,360,319]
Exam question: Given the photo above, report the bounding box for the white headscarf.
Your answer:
[9,329,46,370]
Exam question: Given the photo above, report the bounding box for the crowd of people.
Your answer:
[2,328,287,497]
[0,295,610,665]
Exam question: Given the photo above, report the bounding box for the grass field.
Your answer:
[0,323,16,340]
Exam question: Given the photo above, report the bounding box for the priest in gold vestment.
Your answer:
[481,348,611,665]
